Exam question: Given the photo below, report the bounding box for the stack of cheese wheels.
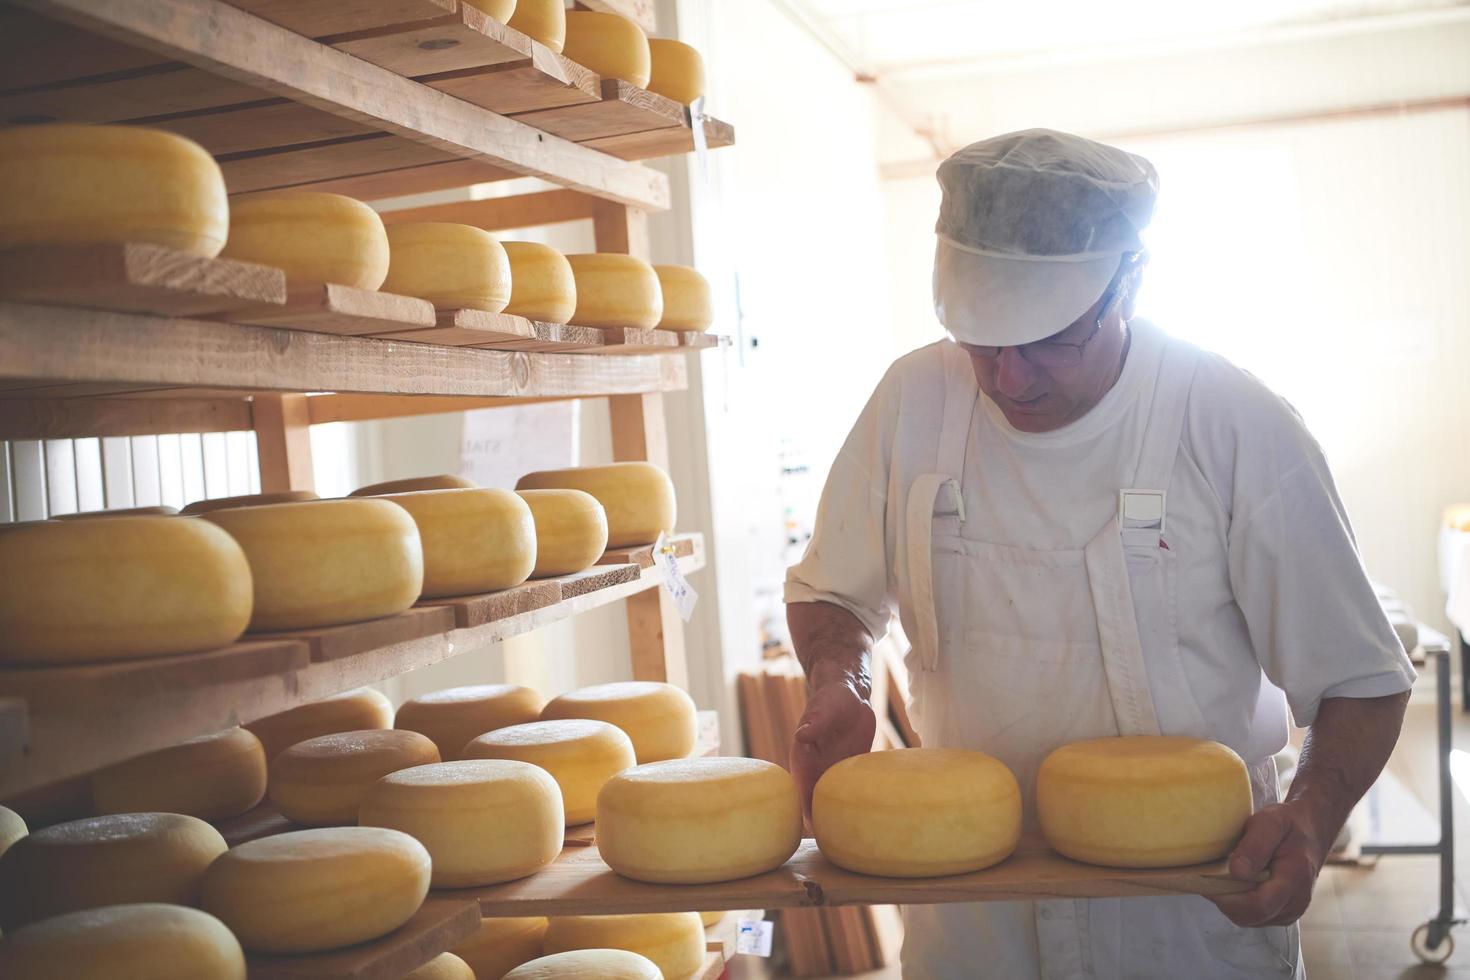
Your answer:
[1037,735,1252,868]
[202,498,423,631]
[180,490,319,515]
[541,681,696,763]
[0,805,27,858]
[0,516,252,665]
[813,747,1021,877]
[517,489,608,578]
[0,813,226,931]
[351,474,476,497]
[451,916,548,979]
[359,760,563,887]
[267,730,441,826]
[543,913,705,980]
[201,827,430,953]
[515,462,675,550]
[503,241,578,324]
[221,191,390,290]
[506,950,662,980]
[56,505,179,520]
[246,687,395,764]
[562,12,651,87]
[463,719,636,825]
[0,904,246,980]
[507,0,566,51]
[91,727,267,821]
[646,40,706,105]
[395,684,543,761]
[405,953,476,980]
[598,758,802,884]
[653,266,714,332]
[383,223,512,312]
[0,124,228,256]
[564,254,663,329]
[379,488,536,598]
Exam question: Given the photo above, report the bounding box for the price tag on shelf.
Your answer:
[651,531,698,621]
[736,918,773,957]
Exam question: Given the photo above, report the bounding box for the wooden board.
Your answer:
[0,395,255,439]
[228,284,437,336]
[371,308,536,347]
[426,44,600,116]
[222,0,454,39]
[214,801,300,847]
[513,79,685,144]
[419,563,640,629]
[696,951,724,980]
[555,563,643,600]
[579,327,680,355]
[259,606,456,663]
[0,66,264,126]
[480,322,606,353]
[329,4,530,77]
[0,7,169,91]
[599,535,696,569]
[219,134,458,196]
[151,100,378,158]
[245,897,480,980]
[583,115,736,161]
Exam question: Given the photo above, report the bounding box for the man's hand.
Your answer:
[790,669,876,819]
[1210,800,1330,927]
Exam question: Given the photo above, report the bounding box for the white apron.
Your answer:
[896,335,1303,979]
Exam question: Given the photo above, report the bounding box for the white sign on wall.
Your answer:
[458,401,579,489]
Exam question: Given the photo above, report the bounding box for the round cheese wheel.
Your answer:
[598,758,801,884]
[646,40,706,105]
[653,265,713,331]
[268,729,441,826]
[395,684,543,761]
[464,719,635,825]
[698,911,724,928]
[92,727,268,821]
[503,241,577,323]
[56,505,179,520]
[0,804,26,859]
[0,124,228,256]
[562,12,651,88]
[221,191,389,290]
[517,489,608,578]
[380,488,536,598]
[451,916,548,979]
[1037,736,1252,868]
[515,462,675,550]
[246,687,395,763]
[540,681,696,763]
[202,498,423,631]
[351,474,476,496]
[505,950,661,980]
[507,0,566,52]
[180,490,319,515]
[543,914,704,980]
[0,812,227,931]
[359,760,563,888]
[564,253,662,330]
[0,904,245,980]
[0,516,251,665]
[200,827,430,953]
[405,952,476,980]
[462,0,516,22]
[813,748,1022,878]
[383,223,512,312]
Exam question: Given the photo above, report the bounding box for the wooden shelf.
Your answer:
[245,897,480,980]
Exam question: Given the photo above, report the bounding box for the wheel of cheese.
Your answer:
[0,804,26,859]
[180,490,319,515]
[0,124,228,257]
[267,729,441,826]
[380,489,536,598]
[220,191,390,290]
[395,684,543,761]
[543,914,704,980]
[351,474,476,497]
[383,223,512,312]
[405,952,477,980]
[507,0,566,52]
[515,462,675,550]
[646,40,706,105]
[0,904,246,980]
[56,505,179,520]
[562,12,651,87]
[463,719,635,825]
[91,727,268,821]
[597,758,801,884]
[200,827,430,954]
[505,950,662,980]
[564,254,663,330]
[813,748,1022,878]
[517,489,608,578]
[202,498,423,631]
[451,916,548,979]
[461,0,516,22]
[540,681,696,763]
[246,687,395,763]
[0,516,252,665]
[503,241,577,323]
[1036,736,1252,868]
[359,760,563,887]
[698,911,724,928]
[653,265,714,331]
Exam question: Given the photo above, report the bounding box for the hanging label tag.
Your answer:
[689,95,710,182]
[652,531,698,621]
[736,918,774,957]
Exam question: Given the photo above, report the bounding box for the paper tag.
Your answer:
[689,95,710,182]
[735,918,773,957]
[651,531,698,621]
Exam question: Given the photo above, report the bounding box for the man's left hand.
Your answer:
[1209,800,1330,927]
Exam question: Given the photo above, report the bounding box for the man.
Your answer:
[784,129,1415,978]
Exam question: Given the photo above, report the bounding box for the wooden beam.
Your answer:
[377,189,600,231]
[234,158,515,203]
[0,396,254,439]
[306,394,567,424]
[252,393,314,492]
[591,199,651,256]
[221,0,455,40]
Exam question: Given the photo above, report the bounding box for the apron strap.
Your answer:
[1131,334,1201,495]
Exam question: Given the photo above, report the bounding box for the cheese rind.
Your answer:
[246,687,395,763]
[383,223,512,312]
[543,913,704,980]
[91,727,268,821]
[268,729,441,826]
[514,462,675,549]
[395,684,544,761]
[562,12,651,88]
[351,474,476,496]
[220,191,390,290]
[653,265,714,331]
[180,490,319,515]
[564,253,663,330]
[404,952,476,980]
[507,0,566,53]
[56,505,178,519]
[517,489,609,578]
[462,0,516,21]
[380,488,536,598]
[504,241,578,324]
[505,950,662,980]
[463,719,636,825]
[646,40,706,105]
[0,903,246,980]
[451,916,548,980]
[540,681,696,763]
[699,911,724,927]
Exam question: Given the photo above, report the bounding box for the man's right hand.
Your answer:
[791,669,877,821]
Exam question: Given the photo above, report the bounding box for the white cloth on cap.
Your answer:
[933,129,1158,347]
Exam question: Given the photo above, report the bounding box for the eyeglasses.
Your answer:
[965,259,1134,369]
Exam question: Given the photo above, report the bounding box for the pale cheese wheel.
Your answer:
[92,727,267,821]
[507,0,566,52]
[0,812,226,931]
[383,223,512,312]
[515,462,675,549]
[351,474,476,496]
[0,804,26,859]
[652,265,713,331]
[597,758,801,884]
[406,952,477,980]
[221,191,390,290]
[268,729,441,826]
[395,684,544,761]
[517,489,608,578]
[246,687,395,763]
[540,681,696,763]
[0,904,245,980]
[1036,736,1252,868]
[562,12,651,87]
[646,40,706,105]
[464,719,635,825]
[813,748,1022,878]
[543,914,704,980]
[462,0,516,22]
[180,490,319,515]
[0,516,252,665]
[55,505,179,519]
[381,488,536,598]
[698,911,724,928]
[202,498,423,631]
[564,253,663,330]
[359,760,563,888]
[503,241,577,323]
[200,827,430,953]
[451,916,548,980]
[0,124,228,256]
[505,950,661,980]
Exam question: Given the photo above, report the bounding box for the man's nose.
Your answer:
[994,347,1041,398]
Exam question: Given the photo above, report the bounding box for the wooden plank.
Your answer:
[221,0,454,39]
[579,327,679,354]
[0,8,167,92]
[0,697,28,761]
[0,66,264,126]
[147,99,377,157]
[0,396,254,440]
[377,189,599,231]
[258,159,515,203]
[371,308,536,347]
[328,4,531,78]
[306,394,568,425]
[695,951,724,980]
[245,897,480,980]
[252,394,314,492]
[261,606,456,663]
[573,0,655,34]
[479,322,605,353]
[214,801,299,847]
[419,578,563,630]
[513,79,685,144]
[0,382,177,400]
[677,331,721,350]
[554,562,641,599]
[228,284,437,337]
[582,115,736,161]
[220,134,457,196]
[599,535,695,570]
[424,43,600,116]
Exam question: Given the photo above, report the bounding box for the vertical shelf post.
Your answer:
[251,394,316,492]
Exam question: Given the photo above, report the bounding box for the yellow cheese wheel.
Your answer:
[813,748,1021,878]
[351,474,476,496]
[646,40,706,105]
[406,952,477,980]
[395,684,544,761]
[653,265,714,331]
[359,760,563,888]
[55,505,179,519]
[267,729,441,826]
[180,490,319,515]
[202,498,423,631]
[383,223,512,312]
[221,191,390,290]
[517,489,608,578]
[92,727,268,821]
[507,0,566,52]
[380,489,536,598]
[451,916,548,979]
[200,827,431,953]
[564,253,663,330]
[597,758,801,884]
[246,687,395,763]
[462,0,517,23]
[505,950,662,980]
[0,515,252,665]
[503,241,577,323]
[515,462,675,549]
[0,804,26,859]
[540,681,696,763]
[0,124,228,257]
[562,12,651,88]
[698,911,724,928]
[1036,736,1252,868]
[0,904,245,980]
[464,719,636,825]
[0,812,227,931]
[543,914,704,980]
